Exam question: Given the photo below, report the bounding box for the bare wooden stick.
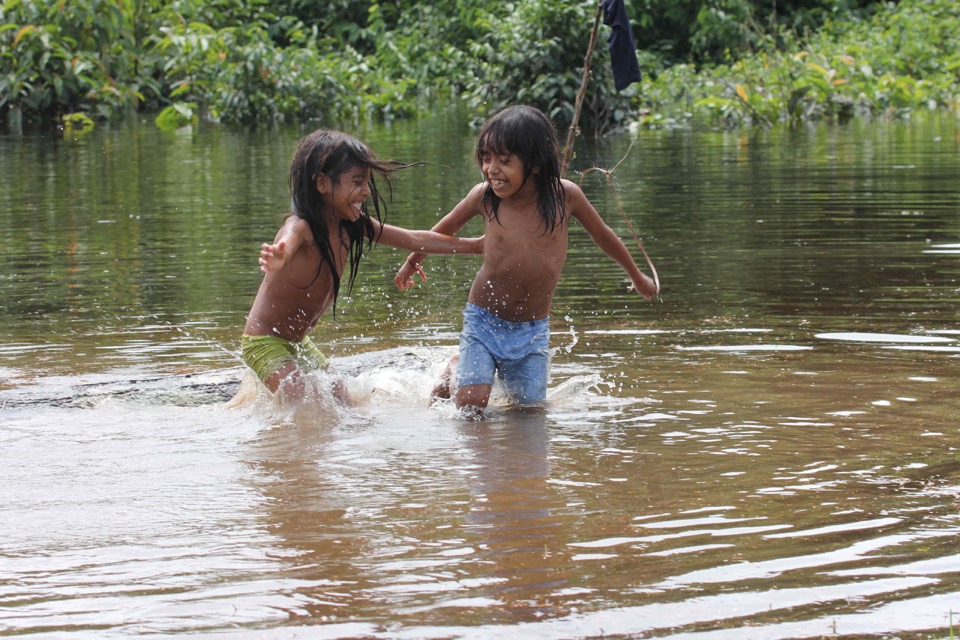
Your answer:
[560,0,604,178]
[579,141,661,298]
[563,2,660,299]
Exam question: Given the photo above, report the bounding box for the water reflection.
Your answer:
[244,416,375,621]
[3,114,960,638]
[457,410,574,619]
[240,381,579,627]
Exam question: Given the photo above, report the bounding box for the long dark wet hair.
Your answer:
[288,129,397,314]
[475,105,566,234]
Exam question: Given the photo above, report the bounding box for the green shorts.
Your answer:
[241,334,329,385]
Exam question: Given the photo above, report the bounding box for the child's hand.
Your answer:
[395,259,427,290]
[630,272,658,301]
[259,241,287,273]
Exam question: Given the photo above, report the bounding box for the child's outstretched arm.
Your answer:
[395,184,485,290]
[259,216,308,273]
[373,219,483,256]
[567,182,657,301]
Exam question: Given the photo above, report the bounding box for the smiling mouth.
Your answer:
[490,179,507,189]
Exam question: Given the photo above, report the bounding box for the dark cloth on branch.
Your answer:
[602,0,642,91]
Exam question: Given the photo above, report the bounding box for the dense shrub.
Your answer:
[2,0,957,132]
[635,0,960,127]
[460,0,632,134]
[0,0,163,122]
[631,0,879,65]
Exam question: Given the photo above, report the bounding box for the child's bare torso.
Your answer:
[468,193,569,322]
[244,217,344,341]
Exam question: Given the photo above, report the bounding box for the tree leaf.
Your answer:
[14,25,37,48]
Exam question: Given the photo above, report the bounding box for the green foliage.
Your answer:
[269,0,375,50]
[632,0,878,65]
[2,0,957,132]
[0,0,161,124]
[365,1,485,101]
[154,101,197,129]
[461,0,633,133]
[636,0,960,128]
[60,110,94,134]
[153,16,415,125]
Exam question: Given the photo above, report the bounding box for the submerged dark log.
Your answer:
[0,369,245,410]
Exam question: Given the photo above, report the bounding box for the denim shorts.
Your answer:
[456,303,551,404]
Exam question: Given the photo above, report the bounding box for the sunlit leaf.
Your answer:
[14,25,36,48]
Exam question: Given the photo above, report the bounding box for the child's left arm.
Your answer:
[372,220,484,256]
[567,183,657,301]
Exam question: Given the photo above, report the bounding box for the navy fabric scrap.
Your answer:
[602,0,642,91]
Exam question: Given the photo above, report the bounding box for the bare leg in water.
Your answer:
[268,361,351,405]
[432,354,490,416]
[432,355,457,400]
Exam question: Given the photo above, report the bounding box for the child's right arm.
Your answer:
[395,184,485,289]
[258,216,308,273]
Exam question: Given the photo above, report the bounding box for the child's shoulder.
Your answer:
[275,213,316,247]
[559,178,586,202]
[285,214,312,234]
[466,182,487,198]
[557,179,594,219]
[456,182,488,209]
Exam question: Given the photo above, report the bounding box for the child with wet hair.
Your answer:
[395,105,656,413]
[243,129,483,402]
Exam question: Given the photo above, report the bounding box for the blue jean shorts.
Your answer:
[456,303,551,404]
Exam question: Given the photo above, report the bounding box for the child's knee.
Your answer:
[455,384,491,411]
[266,361,301,394]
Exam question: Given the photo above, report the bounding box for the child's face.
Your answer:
[320,166,372,222]
[479,148,536,200]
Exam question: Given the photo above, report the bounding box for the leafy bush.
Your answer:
[461,0,634,134]
[0,0,162,123]
[635,0,960,128]
[631,0,878,65]
[2,0,957,132]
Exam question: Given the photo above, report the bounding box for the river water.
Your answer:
[2,111,960,639]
